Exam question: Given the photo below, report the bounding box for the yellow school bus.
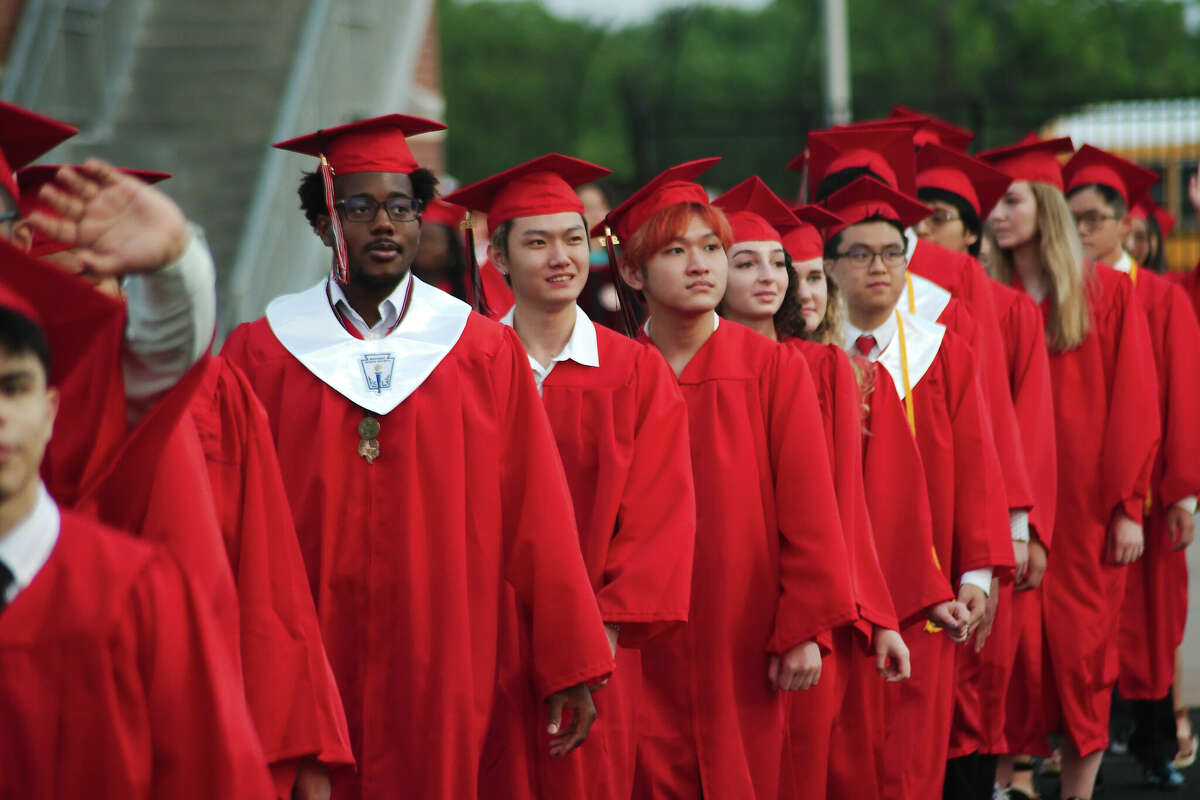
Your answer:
[1041,99,1200,272]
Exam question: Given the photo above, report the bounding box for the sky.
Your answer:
[538,0,772,27]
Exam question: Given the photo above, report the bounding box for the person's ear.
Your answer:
[962,229,979,249]
[488,243,509,276]
[315,215,334,248]
[618,257,645,291]
[1116,213,1132,241]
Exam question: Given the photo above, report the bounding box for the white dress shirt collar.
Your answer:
[842,311,899,361]
[328,271,413,340]
[1113,250,1133,273]
[0,483,60,605]
[500,304,600,392]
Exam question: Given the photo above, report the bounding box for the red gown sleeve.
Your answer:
[1149,280,1200,509]
[862,364,953,624]
[942,333,1016,577]
[764,345,857,654]
[824,345,899,636]
[996,286,1058,547]
[189,358,354,794]
[594,345,696,648]
[494,327,615,696]
[1100,276,1161,521]
[135,549,275,798]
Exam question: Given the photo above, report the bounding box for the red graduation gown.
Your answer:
[827,363,951,800]
[1016,265,1159,757]
[187,357,355,791]
[1167,262,1200,322]
[908,240,1036,518]
[988,282,1059,757]
[878,323,1013,800]
[632,320,857,800]
[1117,266,1200,701]
[0,511,273,799]
[222,309,614,800]
[781,339,899,800]
[479,323,696,800]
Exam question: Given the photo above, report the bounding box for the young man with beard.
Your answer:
[221,116,614,800]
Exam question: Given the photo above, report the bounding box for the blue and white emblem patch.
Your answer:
[360,353,396,394]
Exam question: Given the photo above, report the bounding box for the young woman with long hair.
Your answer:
[981,136,1161,800]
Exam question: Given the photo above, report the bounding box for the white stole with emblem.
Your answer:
[265,275,472,415]
[876,308,946,401]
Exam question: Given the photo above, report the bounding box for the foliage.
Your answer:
[439,0,1200,199]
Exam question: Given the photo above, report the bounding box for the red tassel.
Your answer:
[320,154,350,285]
[603,226,639,337]
[462,212,492,317]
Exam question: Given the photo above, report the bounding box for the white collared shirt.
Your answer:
[841,313,898,361]
[1113,250,1133,273]
[0,483,60,606]
[328,271,414,340]
[500,304,600,393]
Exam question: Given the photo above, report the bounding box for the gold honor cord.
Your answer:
[906,271,917,315]
[897,307,947,634]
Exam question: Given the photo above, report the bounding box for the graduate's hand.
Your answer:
[1107,511,1144,565]
[1015,538,1047,592]
[873,627,911,682]
[769,640,822,691]
[291,758,331,800]
[546,682,596,757]
[956,584,988,644]
[28,159,190,277]
[1167,504,1195,551]
[927,600,971,636]
[1012,540,1030,585]
[973,577,1002,653]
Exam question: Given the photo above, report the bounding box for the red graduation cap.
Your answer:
[0,282,42,326]
[888,106,975,151]
[441,153,610,230]
[420,197,467,229]
[977,133,1074,191]
[1129,193,1175,239]
[1062,145,1158,208]
[916,143,1012,218]
[593,157,719,242]
[712,176,804,244]
[0,100,78,205]
[273,114,446,285]
[783,205,844,261]
[17,165,171,258]
[801,126,917,197]
[820,176,932,237]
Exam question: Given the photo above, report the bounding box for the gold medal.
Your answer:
[357,414,381,464]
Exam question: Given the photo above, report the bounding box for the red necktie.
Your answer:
[854,334,876,357]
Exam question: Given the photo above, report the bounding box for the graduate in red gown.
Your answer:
[1063,146,1200,786]
[596,158,857,799]
[12,152,355,796]
[709,177,910,800]
[221,116,614,800]
[442,154,697,800]
[819,176,1014,800]
[1126,194,1174,274]
[982,135,1161,800]
[911,142,1059,791]
[0,291,274,799]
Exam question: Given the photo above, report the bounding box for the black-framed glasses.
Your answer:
[835,246,908,269]
[0,211,19,225]
[335,196,423,223]
[1073,211,1116,230]
[927,210,961,226]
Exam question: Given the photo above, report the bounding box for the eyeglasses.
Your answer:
[335,196,423,223]
[926,210,961,227]
[0,211,19,224]
[834,246,908,269]
[1073,211,1116,230]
